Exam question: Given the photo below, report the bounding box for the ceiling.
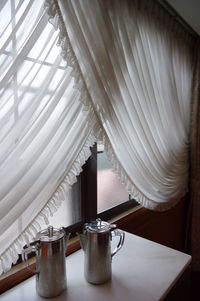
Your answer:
[166,0,200,36]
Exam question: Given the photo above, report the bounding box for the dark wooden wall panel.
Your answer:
[116,197,188,251]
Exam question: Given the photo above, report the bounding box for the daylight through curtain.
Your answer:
[0,0,97,274]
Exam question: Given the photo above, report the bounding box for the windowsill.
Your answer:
[1,200,187,294]
[0,205,143,293]
[0,236,81,281]
[108,204,142,223]
[0,231,191,301]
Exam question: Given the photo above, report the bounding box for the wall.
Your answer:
[116,196,188,251]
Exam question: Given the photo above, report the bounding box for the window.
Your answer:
[45,143,138,236]
[97,144,131,213]
[0,142,137,282]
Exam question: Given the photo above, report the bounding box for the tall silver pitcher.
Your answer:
[78,219,125,284]
[22,225,70,298]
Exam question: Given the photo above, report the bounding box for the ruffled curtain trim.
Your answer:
[104,139,187,212]
[44,0,186,213]
[0,131,97,275]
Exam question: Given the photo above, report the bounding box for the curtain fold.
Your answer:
[0,0,98,275]
[50,0,195,210]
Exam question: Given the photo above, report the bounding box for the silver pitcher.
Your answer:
[22,225,70,298]
[77,218,125,284]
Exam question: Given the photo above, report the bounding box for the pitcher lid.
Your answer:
[36,226,65,242]
[85,218,116,233]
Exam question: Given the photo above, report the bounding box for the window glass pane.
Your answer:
[97,145,129,213]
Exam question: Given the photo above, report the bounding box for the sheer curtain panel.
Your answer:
[0,0,97,275]
[46,0,195,209]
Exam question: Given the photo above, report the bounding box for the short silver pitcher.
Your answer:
[22,225,70,298]
[77,218,125,284]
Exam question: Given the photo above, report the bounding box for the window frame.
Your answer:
[64,143,138,237]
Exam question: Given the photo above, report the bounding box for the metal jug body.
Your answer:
[80,219,125,285]
[84,229,112,284]
[22,226,70,298]
[36,236,67,298]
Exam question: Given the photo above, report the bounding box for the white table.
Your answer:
[1,232,191,301]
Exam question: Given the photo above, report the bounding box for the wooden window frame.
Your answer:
[65,144,138,237]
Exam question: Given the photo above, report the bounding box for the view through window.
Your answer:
[97,144,130,213]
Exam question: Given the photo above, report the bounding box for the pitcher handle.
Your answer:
[22,244,38,273]
[111,229,125,257]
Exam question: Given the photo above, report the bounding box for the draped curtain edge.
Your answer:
[44,0,186,211]
[0,129,97,275]
[0,0,189,275]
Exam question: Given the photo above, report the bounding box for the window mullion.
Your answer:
[81,144,97,223]
[10,0,19,122]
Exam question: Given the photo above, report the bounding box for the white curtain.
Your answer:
[47,0,195,209]
[0,0,97,274]
[0,0,195,274]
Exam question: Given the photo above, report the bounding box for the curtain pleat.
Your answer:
[52,0,194,208]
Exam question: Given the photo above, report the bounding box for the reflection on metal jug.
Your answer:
[77,218,125,284]
[22,226,70,298]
